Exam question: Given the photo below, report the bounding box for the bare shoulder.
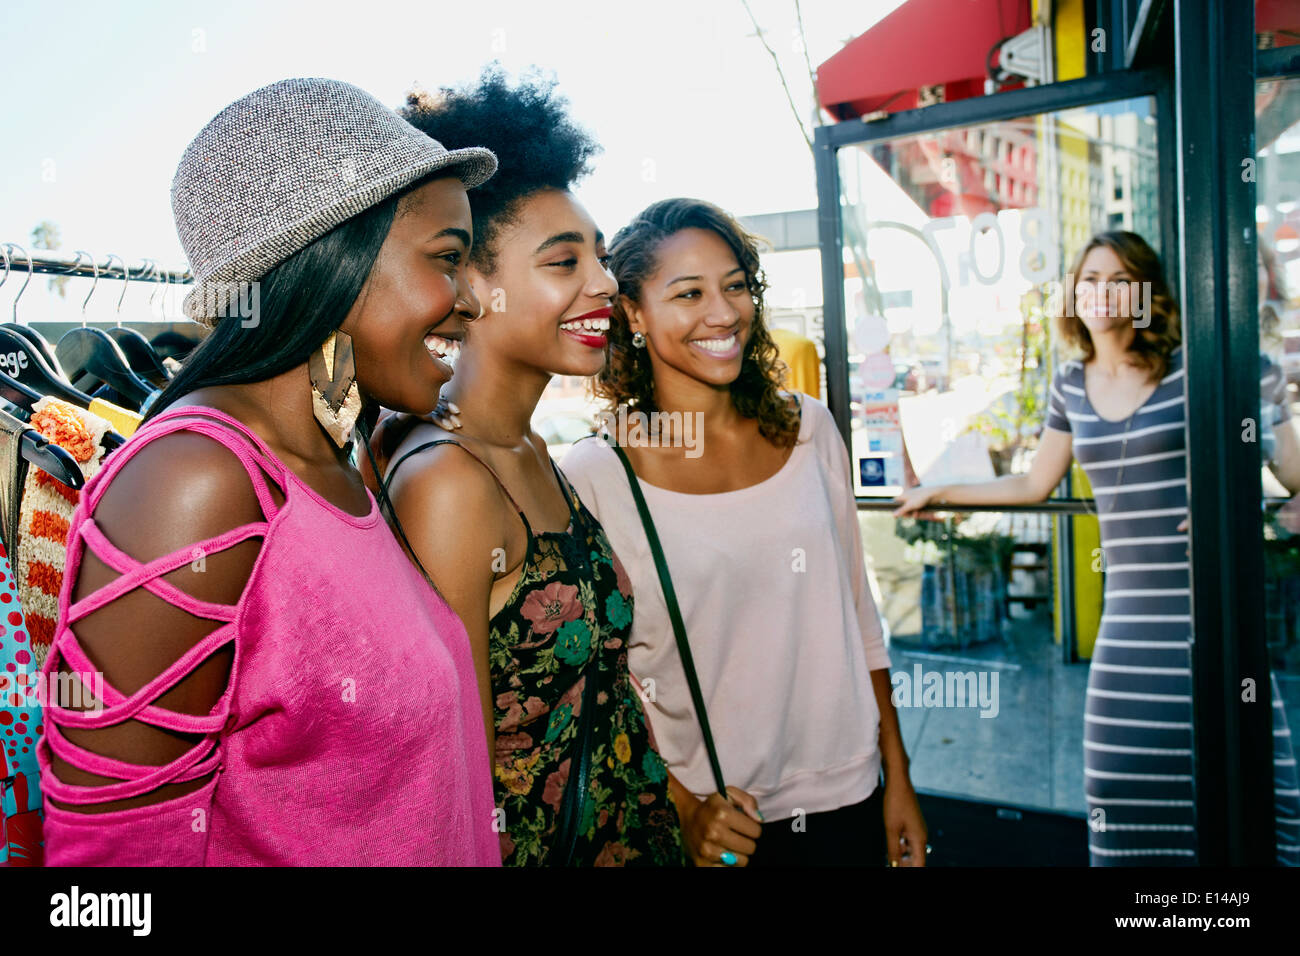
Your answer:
[384,430,509,543]
[67,422,275,717]
[92,428,274,570]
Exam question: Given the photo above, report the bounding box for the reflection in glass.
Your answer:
[836,98,1223,867]
[1255,74,1300,866]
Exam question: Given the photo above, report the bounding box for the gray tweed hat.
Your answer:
[172,77,496,326]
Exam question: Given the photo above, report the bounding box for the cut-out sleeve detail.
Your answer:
[35,408,287,863]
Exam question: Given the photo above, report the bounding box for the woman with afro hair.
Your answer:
[367,66,685,866]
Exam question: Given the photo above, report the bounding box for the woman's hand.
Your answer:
[893,485,942,518]
[674,783,763,867]
[883,775,928,867]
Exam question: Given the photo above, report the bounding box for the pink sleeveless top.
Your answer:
[34,406,500,866]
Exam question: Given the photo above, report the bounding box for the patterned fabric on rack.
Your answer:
[0,540,44,866]
[15,398,110,667]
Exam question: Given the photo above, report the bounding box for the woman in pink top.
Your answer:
[562,198,927,867]
[35,78,502,866]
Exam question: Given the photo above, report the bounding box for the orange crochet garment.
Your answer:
[16,398,109,665]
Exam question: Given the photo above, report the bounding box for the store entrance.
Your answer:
[822,89,1176,865]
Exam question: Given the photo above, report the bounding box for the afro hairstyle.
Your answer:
[401,64,602,274]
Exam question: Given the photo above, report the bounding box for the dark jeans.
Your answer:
[747,783,887,867]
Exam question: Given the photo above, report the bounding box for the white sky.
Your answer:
[0,0,907,322]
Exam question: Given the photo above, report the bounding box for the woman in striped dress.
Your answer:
[896,231,1300,865]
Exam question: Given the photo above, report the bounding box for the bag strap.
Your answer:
[608,440,726,796]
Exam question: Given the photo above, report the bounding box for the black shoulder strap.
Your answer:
[608,441,726,796]
[386,438,533,538]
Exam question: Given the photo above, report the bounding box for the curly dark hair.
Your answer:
[1056,231,1181,382]
[400,64,601,275]
[596,198,801,448]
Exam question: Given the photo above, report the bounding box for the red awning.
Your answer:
[817,0,1032,119]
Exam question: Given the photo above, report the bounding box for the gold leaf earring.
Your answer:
[309,329,362,448]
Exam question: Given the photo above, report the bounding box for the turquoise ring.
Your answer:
[720,851,737,866]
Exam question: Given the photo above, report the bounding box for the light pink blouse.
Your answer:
[562,397,891,820]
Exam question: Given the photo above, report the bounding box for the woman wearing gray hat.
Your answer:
[36,78,503,866]
[369,67,685,866]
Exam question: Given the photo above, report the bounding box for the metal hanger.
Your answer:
[0,247,95,486]
[105,256,171,388]
[0,242,68,378]
[0,244,105,410]
[56,251,153,408]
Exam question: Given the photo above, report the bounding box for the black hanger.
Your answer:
[0,247,113,484]
[54,252,153,410]
[1,245,78,385]
[1,323,68,382]
[0,328,97,411]
[57,327,153,409]
[0,365,125,454]
[104,256,171,389]
[106,327,170,388]
[19,429,84,490]
[0,367,43,416]
[0,373,89,488]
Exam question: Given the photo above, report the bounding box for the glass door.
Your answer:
[828,92,1194,864]
[1252,72,1300,866]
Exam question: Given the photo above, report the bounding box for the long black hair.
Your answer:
[147,175,446,595]
[145,187,403,422]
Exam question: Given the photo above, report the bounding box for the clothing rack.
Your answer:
[1,244,190,284]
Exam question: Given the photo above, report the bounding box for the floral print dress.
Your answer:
[390,439,684,866]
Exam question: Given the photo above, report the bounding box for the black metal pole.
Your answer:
[1174,0,1273,866]
[814,126,853,452]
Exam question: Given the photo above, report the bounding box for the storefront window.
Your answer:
[837,97,1178,849]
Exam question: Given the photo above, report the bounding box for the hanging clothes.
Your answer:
[0,409,42,865]
[87,397,143,438]
[15,398,111,669]
[0,542,43,866]
[769,328,823,400]
[0,409,31,566]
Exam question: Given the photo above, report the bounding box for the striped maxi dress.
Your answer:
[1045,345,1300,865]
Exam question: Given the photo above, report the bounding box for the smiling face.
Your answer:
[339,174,478,414]
[1074,244,1138,336]
[461,188,616,376]
[624,227,755,389]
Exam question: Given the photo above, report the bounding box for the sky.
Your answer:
[0,0,907,322]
